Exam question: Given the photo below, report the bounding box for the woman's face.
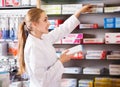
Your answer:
[34,12,50,34]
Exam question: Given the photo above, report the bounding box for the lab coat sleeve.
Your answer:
[29,45,64,86]
[44,15,80,44]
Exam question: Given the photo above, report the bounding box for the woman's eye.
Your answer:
[44,19,47,22]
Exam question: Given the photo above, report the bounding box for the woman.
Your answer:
[18,5,93,87]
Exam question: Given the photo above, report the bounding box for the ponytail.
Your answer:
[17,21,27,75]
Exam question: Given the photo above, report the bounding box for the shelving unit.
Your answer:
[0,0,120,87]
[0,1,38,86]
[42,0,120,86]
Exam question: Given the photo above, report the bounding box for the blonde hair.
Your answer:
[18,8,44,75]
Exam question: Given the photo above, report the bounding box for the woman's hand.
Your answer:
[59,50,74,63]
[74,4,94,18]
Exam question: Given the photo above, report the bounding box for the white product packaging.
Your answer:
[83,3,104,13]
[64,45,83,55]
[41,5,61,15]
[79,24,98,29]
[21,0,30,6]
[107,54,120,59]
[62,4,82,14]
[0,72,10,87]
[61,78,77,87]
[64,67,82,74]
[105,33,120,44]
[104,6,120,13]
[92,3,104,13]
[83,38,104,44]
[109,64,120,75]
[83,67,101,75]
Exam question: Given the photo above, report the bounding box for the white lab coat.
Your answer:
[24,15,80,87]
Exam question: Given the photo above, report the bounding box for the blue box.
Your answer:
[115,17,120,22]
[104,18,115,23]
[104,23,115,28]
[115,22,120,28]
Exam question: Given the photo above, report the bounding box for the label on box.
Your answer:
[62,4,82,14]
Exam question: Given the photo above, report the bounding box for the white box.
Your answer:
[62,4,82,14]
[64,67,82,74]
[104,6,120,13]
[21,0,30,6]
[83,38,104,44]
[65,45,83,55]
[41,5,61,15]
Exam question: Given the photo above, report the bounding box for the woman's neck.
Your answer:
[30,31,43,39]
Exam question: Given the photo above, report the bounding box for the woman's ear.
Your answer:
[31,22,38,29]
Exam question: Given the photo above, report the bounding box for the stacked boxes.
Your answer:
[79,24,98,29]
[83,67,101,75]
[64,67,82,74]
[55,33,83,44]
[111,78,120,87]
[104,17,120,28]
[109,64,120,75]
[84,3,104,13]
[104,6,120,13]
[62,4,82,14]
[83,38,104,44]
[94,77,120,87]
[78,79,93,87]
[105,33,120,44]
[104,17,115,28]
[94,77,111,87]
[62,33,83,44]
[61,78,77,87]
[85,50,106,59]
[107,51,120,60]
[41,5,61,15]
[115,17,120,28]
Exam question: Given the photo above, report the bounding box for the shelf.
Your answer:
[71,59,120,61]
[47,11,120,16]
[50,28,120,31]
[54,43,120,45]
[0,6,36,9]
[79,28,120,30]
[63,73,120,77]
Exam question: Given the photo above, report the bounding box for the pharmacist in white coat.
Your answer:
[17,5,93,87]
